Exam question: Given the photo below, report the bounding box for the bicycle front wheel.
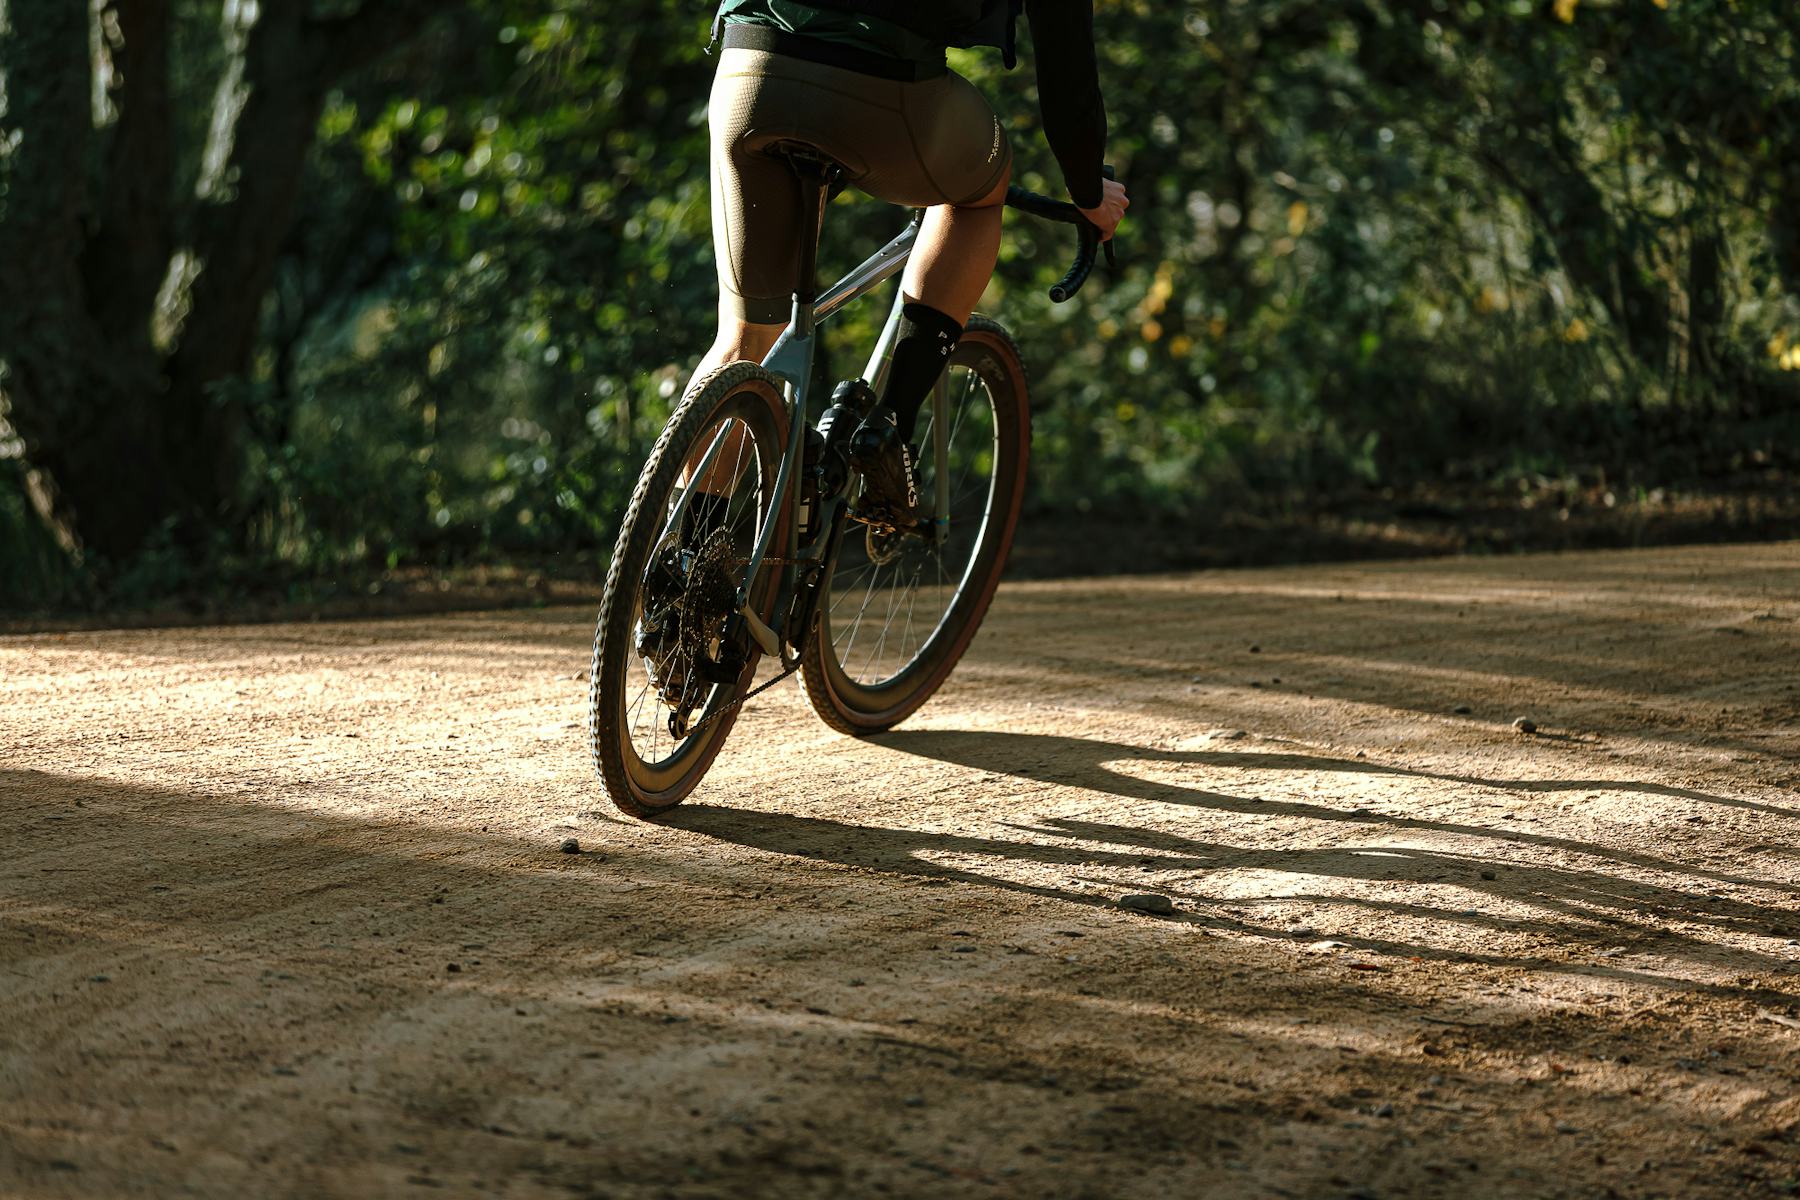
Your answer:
[588,362,789,817]
[801,316,1029,734]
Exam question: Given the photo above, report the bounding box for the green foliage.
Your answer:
[6,0,1799,606]
[0,461,82,607]
[240,2,723,569]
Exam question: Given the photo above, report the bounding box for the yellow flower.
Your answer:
[1554,0,1579,22]
[1286,201,1309,237]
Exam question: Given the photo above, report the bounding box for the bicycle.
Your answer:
[587,146,1112,817]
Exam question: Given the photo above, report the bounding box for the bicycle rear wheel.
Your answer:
[588,362,789,817]
[800,316,1029,734]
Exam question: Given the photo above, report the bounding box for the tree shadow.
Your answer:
[666,728,1799,998]
[877,729,1800,880]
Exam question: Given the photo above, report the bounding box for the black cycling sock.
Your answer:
[880,302,964,441]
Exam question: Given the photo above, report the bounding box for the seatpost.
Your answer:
[789,155,834,337]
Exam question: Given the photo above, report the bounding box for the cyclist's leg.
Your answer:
[686,309,784,405]
[904,168,1011,326]
[683,309,783,496]
[844,73,1011,508]
[681,53,811,492]
[858,164,1008,463]
[695,50,1008,503]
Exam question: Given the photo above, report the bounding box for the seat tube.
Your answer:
[790,163,832,337]
[739,156,833,628]
[860,210,923,392]
[931,372,950,543]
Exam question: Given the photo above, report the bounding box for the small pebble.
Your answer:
[902,1096,926,1108]
[1556,1122,1581,1135]
[446,963,462,974]
[1374,1103,1395,1118]
[1513,717,1538,734]
[1453,704,1473,715]
[560,838,581,854]
[1480,870,1497,881]
[1285,925,1317,938]
[1118,893,1175,916]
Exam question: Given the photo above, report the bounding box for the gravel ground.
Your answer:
[3,541,1798,1198]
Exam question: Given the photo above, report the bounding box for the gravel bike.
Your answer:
[588,147,1111,817]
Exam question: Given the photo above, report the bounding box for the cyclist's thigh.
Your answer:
[710,53,811,324]
[795,60,1010,208]
[710,50,1012,318]
[880,70,1010,207]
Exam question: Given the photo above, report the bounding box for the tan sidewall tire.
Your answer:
[800,317,1029,735]
[587,363,789,817]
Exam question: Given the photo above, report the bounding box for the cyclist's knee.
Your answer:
[963,161,1011,210]
[710,313,785,359]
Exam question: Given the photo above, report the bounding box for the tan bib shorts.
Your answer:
[709,47,1012,324]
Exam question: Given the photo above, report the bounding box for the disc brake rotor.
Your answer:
[637,526,743,730]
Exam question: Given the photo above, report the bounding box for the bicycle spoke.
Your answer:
[616,407,776,771]
[837,557,885,669]
[827,364,996,686]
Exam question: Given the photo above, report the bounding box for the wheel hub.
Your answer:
[636,526,744,727]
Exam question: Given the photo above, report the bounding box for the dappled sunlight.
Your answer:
[7,545,1800,1196]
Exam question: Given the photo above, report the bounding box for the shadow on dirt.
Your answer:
[672,729,1800,1000]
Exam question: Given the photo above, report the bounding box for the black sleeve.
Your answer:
[1023,0,1107,209]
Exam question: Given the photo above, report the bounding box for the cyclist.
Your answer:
[689,0,1130,519]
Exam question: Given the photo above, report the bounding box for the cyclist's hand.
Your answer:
[1077,177,1129,242]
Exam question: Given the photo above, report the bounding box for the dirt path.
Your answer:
[4,543,1798,1198]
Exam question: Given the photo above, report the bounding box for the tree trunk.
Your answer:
[0,0,457,568]
[0,0,170,560]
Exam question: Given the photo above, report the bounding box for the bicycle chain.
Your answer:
[678,525,922,740]
[679,649,805,742]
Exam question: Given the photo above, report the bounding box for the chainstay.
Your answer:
[679,655,803,742]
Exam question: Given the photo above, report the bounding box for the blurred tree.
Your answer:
[0,0,460,566]
[3,0,1798,603]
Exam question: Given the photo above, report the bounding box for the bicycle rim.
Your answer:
[802,319,1028,732]
[589,364,788,815]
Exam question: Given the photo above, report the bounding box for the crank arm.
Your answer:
[737,603,781,658]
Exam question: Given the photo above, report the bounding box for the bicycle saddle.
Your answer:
[765,140,849,198]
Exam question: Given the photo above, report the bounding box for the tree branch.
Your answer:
[308,0,460,85]
[82,0,177,349]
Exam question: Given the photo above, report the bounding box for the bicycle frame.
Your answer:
[666,182,956,672]
[663,149,1098,678]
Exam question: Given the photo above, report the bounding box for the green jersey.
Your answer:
[716,0,944,70]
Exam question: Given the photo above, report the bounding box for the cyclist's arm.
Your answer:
[1025,0,1107,209]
